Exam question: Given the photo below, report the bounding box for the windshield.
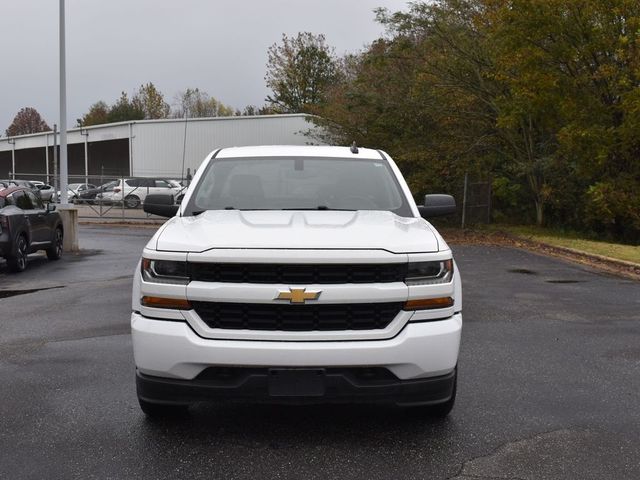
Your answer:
[186,156,412,216]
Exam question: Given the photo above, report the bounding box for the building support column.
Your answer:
[81,129,89,184]
[128,122,134,176]
[10,139,16,179]
[45,133,50,183]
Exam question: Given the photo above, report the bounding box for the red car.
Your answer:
[0,187,63,272]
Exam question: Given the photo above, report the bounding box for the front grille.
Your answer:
[192,301,403,331]
[189,262,407,284]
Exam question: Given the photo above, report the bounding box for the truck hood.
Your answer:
[151,210,441,254]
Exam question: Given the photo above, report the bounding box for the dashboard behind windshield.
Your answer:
[184,156,412,217]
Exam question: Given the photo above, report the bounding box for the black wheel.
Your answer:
[138,398,189,418]
[46,227,63,260]
[125,195,141,209]
[7,234,28,273]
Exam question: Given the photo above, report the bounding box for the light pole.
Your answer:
[59,0,68,205]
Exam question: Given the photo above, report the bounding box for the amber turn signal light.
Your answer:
[141,296,192,310]
[403,297,454,310]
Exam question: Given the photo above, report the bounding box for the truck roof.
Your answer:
[215,145,385,160]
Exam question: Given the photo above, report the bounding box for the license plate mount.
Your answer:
[268,368,326,397]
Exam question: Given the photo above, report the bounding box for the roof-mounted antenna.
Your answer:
[350,141,359,154]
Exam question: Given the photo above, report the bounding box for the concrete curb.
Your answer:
[495,233,640,281]
[441,227,639,281]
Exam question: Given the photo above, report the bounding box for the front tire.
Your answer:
[46,227,63,260]
[125,195,140,209]
[7,234,28,272]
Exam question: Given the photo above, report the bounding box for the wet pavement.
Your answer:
[1,225,639,479]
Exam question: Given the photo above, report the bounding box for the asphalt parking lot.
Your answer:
[1,225,639,479]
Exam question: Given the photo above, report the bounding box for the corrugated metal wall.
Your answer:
[131,115,315,177]
[0,114,321,178]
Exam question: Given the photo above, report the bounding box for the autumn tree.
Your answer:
[484,0,640,236]
[310,0,640,239]
[239,105,277,116]
[265,32,341,113]
[172,88,234,118]
[77,101,109,127]
[133,82,170,119]
[5,107,51,136]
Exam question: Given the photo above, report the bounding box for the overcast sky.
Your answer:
[0,0,410,133]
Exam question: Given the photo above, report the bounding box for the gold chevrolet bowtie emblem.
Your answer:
[275,288,322,304]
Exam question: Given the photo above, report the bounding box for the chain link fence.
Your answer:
[459,174,492,228]
[9,172,491,225]
[10,173,189,222]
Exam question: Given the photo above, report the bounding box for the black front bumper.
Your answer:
[136,367,456,407]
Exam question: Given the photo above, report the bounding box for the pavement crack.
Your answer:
[449,428,572,480]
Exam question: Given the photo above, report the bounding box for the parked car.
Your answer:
[0,179,40,196]
[133,145,461,418]
[166,179,188,204]
[31,181,57,202]
[98,178,181,208]
[0,186,63,272]
[57,183,97,202]
[75,181,118,204]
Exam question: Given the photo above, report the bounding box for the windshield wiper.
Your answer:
[281,206,356,211]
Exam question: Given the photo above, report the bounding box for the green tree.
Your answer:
[484,0,640,235]
[76,101,109,127]
[107,92,145,123]
[265,32,341,113]
[5,107,51,136]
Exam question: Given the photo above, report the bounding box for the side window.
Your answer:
[155,180,170,188]
[12,191,33,210]
[125,179,140,187]
[26,191,43,209]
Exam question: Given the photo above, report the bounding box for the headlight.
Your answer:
[405,259,453,285]
[141,258,190,285]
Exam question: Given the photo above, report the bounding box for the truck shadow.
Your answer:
[138,402,457,448]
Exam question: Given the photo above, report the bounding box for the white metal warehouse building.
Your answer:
[0,114,318,181]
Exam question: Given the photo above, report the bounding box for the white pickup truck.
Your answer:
[132,145,462,417]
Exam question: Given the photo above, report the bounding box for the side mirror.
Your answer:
[47,203,56,212]
[418,194,456,219]
[143,194,178,218]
